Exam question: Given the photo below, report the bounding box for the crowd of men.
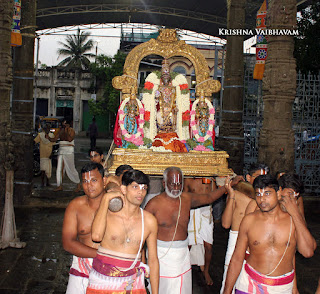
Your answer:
[34,120,318,293]
[59,150,317,293]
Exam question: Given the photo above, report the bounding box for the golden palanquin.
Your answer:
[108,29,233,177]
[108,148,232,177]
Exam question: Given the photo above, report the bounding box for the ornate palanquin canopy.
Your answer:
[107,29,233,176]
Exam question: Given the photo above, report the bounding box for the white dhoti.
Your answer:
[66,255,93,294]
[40,158,52,178]
[235,262,294,294]
[158,239,192,294]
[188,206,213,266]
[220,230,239,294]
[56,141,80,186]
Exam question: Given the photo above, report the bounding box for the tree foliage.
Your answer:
[88,51,127,117]
[57,29,95,70]
[294,1,320,74]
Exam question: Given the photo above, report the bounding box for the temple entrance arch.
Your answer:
[112,29,221,99]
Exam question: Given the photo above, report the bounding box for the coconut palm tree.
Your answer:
[57,29,95,69]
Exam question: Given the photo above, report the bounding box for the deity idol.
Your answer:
[113,87,144,148]
[155,59,178,133]
[142,58,190,152]
[190,90,215,151]
[196,91,210,137]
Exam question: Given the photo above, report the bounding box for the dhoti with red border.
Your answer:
[235,262,294,294]
[86,247,149,294]
[158,239,192,294]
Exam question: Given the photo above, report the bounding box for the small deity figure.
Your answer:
[123,90,140,136]
[190,89,215,151]
[113,87,144,148]
[155,59,178,133]
[196,91,210,137]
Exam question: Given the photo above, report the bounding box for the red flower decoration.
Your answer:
[144,81,154,90]
[179,84,189,90]
[182,110,190,121]
[145,111,151,121]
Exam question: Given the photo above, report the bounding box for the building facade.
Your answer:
[35,67,97,134]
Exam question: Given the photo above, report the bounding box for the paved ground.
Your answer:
[0,137,319,293]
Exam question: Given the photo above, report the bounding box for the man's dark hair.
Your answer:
[278,173,304,195]
[115,164,133,176]
[248,163,270,176]
[88,147,103,156]
[92,117,96,122]
[122,169,150,187]
[64,117,72,125]
[253,174,279,191]
[81,162,104,177]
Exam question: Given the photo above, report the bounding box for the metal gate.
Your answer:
[243,55,263,174]
[293,72,320,194]
[243,57,320,194]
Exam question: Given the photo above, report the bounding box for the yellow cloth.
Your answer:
[34,132,54,158]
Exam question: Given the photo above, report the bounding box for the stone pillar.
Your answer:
[218,0,246,174]
[0,0,13,202]
[11,0,36,203]
[258,0,297,172]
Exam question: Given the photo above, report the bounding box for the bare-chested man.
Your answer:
[246,173,305,219]
[223,174,316,294]
[220,181,255,294]
[185,177,217,286]
[62,162,106,294]
[244,163,269,214]
[48,117,81,192]
[87,169,159,294]
[145,166,243,294]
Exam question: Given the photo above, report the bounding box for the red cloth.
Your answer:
[152,132,188,152]
[113,106,122,147]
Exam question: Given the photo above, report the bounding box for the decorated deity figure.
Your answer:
[123,90,140,136]
[155,59,178,133]
[142,58,190,152]
[113,87,145,148]
[190,90,215,151]
[196,92,210,137]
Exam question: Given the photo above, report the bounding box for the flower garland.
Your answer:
[118,98,145,146]
[190,98,215,143]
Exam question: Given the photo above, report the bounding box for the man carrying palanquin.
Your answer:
[220,180,255,293]
[223,174,316,294]
[145,166,243,294]
[142,59,190,152]
[185,177,217,286]
[62,162,106,294]
[87,169,159,294]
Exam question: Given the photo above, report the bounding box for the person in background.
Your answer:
[88,147,104,165]
[48,117,81,192]
[185,177,217,286]
[34,123,55,187]
[87,117,98,149]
